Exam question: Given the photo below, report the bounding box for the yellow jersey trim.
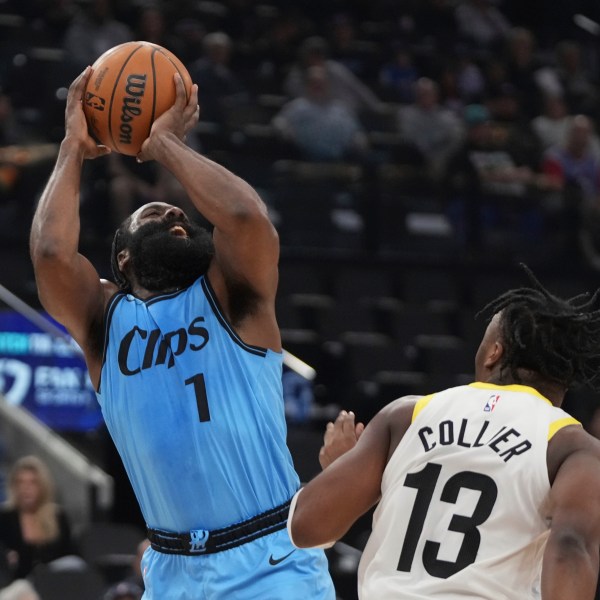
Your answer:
[548,417,581,440]
[412,394,434,423]
[469,382,552,405]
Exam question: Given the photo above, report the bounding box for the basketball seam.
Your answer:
[155,46,190,103]
[108,43,144,154]
[148,48,158,145]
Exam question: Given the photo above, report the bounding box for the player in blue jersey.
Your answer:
[30,68,335,599]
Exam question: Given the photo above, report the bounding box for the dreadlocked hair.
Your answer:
[110,215,133,292]
[477,264,600,391]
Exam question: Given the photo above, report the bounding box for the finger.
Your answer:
[68,66,91,102]
[323,421,334,442]
[188,83,199,109]
[333,410,348,433]
[335,410,348,424]
[183,85,199,118]
[318,447,329,468]
[173,73,187,107]
[355,422,365,439]
[341,411,356,435]
[95,145,111,158]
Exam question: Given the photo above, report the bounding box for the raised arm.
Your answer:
[138,76,279,312]
[290,400,413,547]
[30,68,113,384]
[542,429,600,600]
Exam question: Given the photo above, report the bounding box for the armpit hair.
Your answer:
[225,278,262,326]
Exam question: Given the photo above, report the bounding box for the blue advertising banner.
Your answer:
[0,310,103,432]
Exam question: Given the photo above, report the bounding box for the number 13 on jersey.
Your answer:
[397,462,498,578]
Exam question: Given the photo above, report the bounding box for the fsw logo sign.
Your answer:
[0,359,31,405]
[0,311,103,431]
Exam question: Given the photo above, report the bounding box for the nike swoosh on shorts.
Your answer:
[268,549,296,566]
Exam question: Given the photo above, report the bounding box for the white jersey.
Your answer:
[358,382,579,600]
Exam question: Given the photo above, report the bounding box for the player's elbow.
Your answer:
[551,527,597,564]
[30,238,70,265]
[289,513,315,548]
[289,502,337,549]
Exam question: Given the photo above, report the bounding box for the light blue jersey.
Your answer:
[97,275,300,532]
[97,276,335,598]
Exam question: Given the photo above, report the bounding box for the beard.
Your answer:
[127,218,215,292]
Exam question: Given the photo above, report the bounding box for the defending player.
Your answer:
[290,267,600,599]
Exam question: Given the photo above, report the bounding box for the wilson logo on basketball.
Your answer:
[119,73,147,145]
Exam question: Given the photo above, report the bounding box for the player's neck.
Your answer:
[130,282,182,300]
[488,370,566,407]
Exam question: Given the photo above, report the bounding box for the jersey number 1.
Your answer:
[185,373,211,422]
[397,462,498,578]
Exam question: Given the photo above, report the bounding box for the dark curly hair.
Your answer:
[110,215,133,293]
[477,264,600,391]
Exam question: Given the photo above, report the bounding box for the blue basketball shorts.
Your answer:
[140,527,336,599]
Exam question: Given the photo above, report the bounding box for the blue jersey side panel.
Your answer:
[97,276,300,532]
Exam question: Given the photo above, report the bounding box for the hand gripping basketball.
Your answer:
[137,74,200,163]
[65,67,112,160]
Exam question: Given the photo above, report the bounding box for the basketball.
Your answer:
[83,41,193,156]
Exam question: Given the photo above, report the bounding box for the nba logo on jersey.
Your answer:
[484,394,500,412]
[189,529,209,553]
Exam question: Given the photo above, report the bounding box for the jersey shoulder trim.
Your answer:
[97,290,126,393]
[201,276,268,357]
[412,394,434,423]
[548,416,581,440]
[469,381,552,405]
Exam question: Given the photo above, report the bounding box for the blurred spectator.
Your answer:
[100,537,148,600]
[0,92,29,148]
[396,77,464,178]
[0,457,73,581]
[447,104,534,198]
[188,31,250,126]
[455,0,511,53]
[171,18,206,66]
[445,104,552,250]
[535,40,598,116]
[454,54,486,103]
[413,0,458,50]
[27,0,77,48]
[328,13,378,81]
[483,57,511,99]
[63,0,132,69]
[127,539,149,590]
[378,45,419,103]
[0,90,57,241]
[283,36,383,116]
[272,66,370,162]
[531,95,573,150]
[542,115,600,205]
[503,27,543,118]
[486,83,524,124]
[133,5,182,57]
[542,115,600,266]
[102,581,142,600]
[0,580,39,600]
[251,10,312,93]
